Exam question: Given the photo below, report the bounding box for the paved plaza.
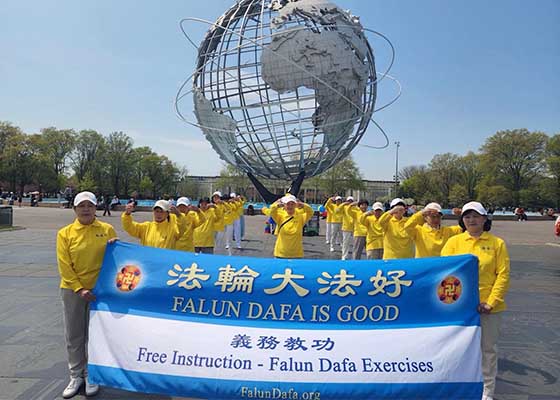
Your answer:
[0,206,559,400]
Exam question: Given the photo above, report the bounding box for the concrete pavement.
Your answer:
[0,206,559,399]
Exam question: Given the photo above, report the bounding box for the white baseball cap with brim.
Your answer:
[176,197,191,207]
[281,194,297,204]
[372,201,384,211]
[424,202,443,214]
[230,192,236,198]
[73,191,97,207]
[334,196,342,201]
[212,191,222,197]
[390,198,405,208]
[461,201,487,216]
[152,199,170,212]
[346,196,354,201]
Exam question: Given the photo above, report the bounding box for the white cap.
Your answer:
[281,194,297,204]
[390,198,405,208]
[212,191,222,198]
[461,201,487,216]
[424,202,442,214]
[152,199,170,212]
[176,197,191,207]
[372,201,384,211]
[73,191,97,207]
[346,196,354,201]
[230,192,236,198]
[334,196,342,201]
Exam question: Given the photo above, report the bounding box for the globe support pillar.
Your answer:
[247,171,306,204]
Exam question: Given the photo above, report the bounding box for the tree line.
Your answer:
[0,121,186,198]
[398,129,560,208]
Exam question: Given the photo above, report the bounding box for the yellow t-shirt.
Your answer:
[339,204,354,232]
[347,206,367,237]
[325,199,343,224]
[194,208,219,248]
[359,213,384,250]
[378,212,414,259]
[404,211,463,257]
[441,231,510,313]
[176,211,206,252]
[121,213,187,249]
[212,202,226,232]
[270,203,314,258]
[57,218,117,292]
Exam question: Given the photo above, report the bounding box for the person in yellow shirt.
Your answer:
[325,195,343,251]
[441,201,510,400]
[339,196,355,260]
[378,198,414,259]
[193,197,220,254]
[57,191,117,398]
[211,191,228,253]
[121,199,186,249]
[175,197,206,252]
[404,202,463,258]
[231,193,244,250]
[346,200,369,260]
[359,201,385,259]
[269,194,314,258]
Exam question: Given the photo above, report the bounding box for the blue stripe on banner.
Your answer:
[88,364,483,400]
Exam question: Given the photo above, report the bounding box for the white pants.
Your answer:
[214,230,226,253]
[233,218,242,248]
[61,288,89,379]
[325,222,331,244]
[329,223,342,248]
[225,224,233,249]
[341,230,353,260]
[481,312,502,399]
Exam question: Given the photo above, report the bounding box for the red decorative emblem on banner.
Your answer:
[437,276,462,304]
[116,265,142,292]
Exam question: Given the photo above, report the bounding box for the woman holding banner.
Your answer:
[441,201,510,400]
[269,194,314,258]
[57,191,117,398]
[121,199,187,249]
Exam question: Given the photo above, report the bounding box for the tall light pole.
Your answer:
[394,141,400,197]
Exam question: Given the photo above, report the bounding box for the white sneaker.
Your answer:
[85,377,99,397]
[225,244,230,249]
[62,377,84,398]
[325,241,330,244]
[330,247,335,252]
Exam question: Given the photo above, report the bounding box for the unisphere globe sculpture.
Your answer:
[179,0,379,183]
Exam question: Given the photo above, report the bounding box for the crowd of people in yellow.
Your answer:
[56,190,509,400]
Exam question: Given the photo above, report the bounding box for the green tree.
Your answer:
[448,184,469,206]
[106,131,134,196]
[313,156,365,195]
[216,164,251,196]
[456,152,483,200]
[428,153,461,207]
[480,129,548,205]
[475,183,510,207]
[545,134,560,207]
[1,133,41,192]
[39,127,76,191]
[71,130,107,183]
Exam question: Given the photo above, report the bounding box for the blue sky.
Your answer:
[1,0,558,181]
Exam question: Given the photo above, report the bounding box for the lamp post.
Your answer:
[394,141,400,197]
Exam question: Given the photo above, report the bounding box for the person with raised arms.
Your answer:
[269,194,314,259]
[175,197,206,253]
[403,202,463,257]
[57,191,117,398]
[339,196,355,260]
[377,197,414,259]
[359,201,385,260]
[441,201,510,400]
[193,197,220,254]
[121,199,186,249]
[346,199,369,260]
[325,195,343,252]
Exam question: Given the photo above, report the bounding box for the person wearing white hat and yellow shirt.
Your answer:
[175,197,206,252]
[359,201,385,259]
[325,195,343,251]
[441,201,510,400]
[339,196,355,260]
[345,199,369,260]
[377,198,414,259]
[211,191,229,253]
[231,193,245,250]
[403,202,463,258]
[57,191,117,398]
[269,194,314,258]
[121,199,187,249]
